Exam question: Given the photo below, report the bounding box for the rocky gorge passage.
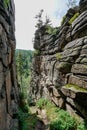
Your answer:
[0,0,19,130]
[30,0,87,119]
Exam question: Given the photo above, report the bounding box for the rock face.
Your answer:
[30,0,87,119]
[0,0,19,130]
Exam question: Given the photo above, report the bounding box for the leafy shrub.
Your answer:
[17,108,29,130]
[19,92,27,100]
[36,98,49,109]
[77,120,87,130]
[50,110,77,130]
[69,12,79,25]
[55,53,62,60]
[61,15,66,25]
[45,25,58,35]
[17,107,38,130]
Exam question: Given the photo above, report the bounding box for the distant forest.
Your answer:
[15,49,33,97]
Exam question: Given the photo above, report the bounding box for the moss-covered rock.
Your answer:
[69,12,79,25]
[4,0,10,7]
[56,62,72,73]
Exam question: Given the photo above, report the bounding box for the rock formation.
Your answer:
[0,0,19,130]
[30,0,87,119]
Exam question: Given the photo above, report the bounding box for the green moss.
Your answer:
[36,98,50,109]
[69,12,79,25]
[4,0,10,7]
[65,84,87,92]
[55,53,62,60]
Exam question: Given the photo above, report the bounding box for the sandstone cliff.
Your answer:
[0,0,19,130]
[30,0,87,119]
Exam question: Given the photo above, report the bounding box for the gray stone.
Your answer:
[30,0,87,120]
[0,0,19,129]
[71,64,87,75]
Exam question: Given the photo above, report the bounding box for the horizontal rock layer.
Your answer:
[30,0,87,119]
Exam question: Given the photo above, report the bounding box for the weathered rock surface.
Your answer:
[30,0,87,119]
[0,0,19,130]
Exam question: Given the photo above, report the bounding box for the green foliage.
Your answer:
[17,108,29,130]
[15,49,33,95]
[61,15,66,25]
[11,128,17,130]
[35,9,44,29]
[17,107,38,130]
[4,0,9,7]
[77,120,87,130]
[69,12,79,25]
[33,49,40,56]
[36,99,87,130]
[50,110,76,130]
[45,25,58,35]
[19,91,30,113]
[36,98,49,109]
[19,91,27,100]
[55,53,62,60]
[18,90,38,130]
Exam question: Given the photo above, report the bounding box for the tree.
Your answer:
[35,9,44,29]
[66,0,77,8]
[16,52,24,92]
[45,15,51,26]
[15,50,33,93]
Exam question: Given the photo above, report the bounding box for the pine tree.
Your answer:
[35,9,44,29]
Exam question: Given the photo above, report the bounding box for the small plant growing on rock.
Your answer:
[36,98,49,109]
[55,53,62,60]
[46,25,58,35]
[4,0,10,7]
[50,110,77,130]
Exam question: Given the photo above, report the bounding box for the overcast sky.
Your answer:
[14,0,79,50]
